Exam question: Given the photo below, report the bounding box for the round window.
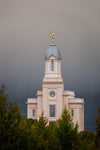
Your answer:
[50,91,55,97]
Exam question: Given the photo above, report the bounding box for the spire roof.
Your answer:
[45,41,62,59]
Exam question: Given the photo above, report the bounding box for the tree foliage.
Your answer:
[57,108,80,150]
[95,108,100,149]
[0,83,21,150]
[0,83,100,150]
[79,130,96,150]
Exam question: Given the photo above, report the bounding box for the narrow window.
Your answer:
[50,105,55,117]
[72,122,74,128]
[51,59,54,71]
[33,110,35,116]
[71,109,74,117]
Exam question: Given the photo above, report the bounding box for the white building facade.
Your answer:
[27,36,84,131]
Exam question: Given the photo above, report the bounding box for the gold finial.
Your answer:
[50,32,54,42]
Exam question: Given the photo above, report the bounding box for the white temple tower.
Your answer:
[27,34,84,131]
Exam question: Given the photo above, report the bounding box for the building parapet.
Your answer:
[63,91,75,98]
[37,91,42,96]
[43,77,63,84]
[26,98,37,104]
[68,98,84,104]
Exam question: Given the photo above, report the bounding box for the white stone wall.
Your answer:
[68,98,84,131]
[27,98,37,119]
[42,82,64,121]
[37,91,42,120]
[45,56,61,78]
[27,94,84,131]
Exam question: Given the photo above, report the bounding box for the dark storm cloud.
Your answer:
[0,0,100,131]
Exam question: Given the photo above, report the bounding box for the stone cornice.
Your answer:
[68,98,84,104]
[42,81,64,84]
[26,102,37,105]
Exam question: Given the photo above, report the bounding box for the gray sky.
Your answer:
[0,0,100,131]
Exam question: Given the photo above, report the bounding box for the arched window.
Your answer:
[51,59,54,71]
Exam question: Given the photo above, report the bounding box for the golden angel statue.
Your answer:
[50,32,54,42]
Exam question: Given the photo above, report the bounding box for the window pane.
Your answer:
[72,122,74,128]
[71,109,74,117]
[50,91,55,97]
[51,59,54,71]
[33,110,35,116]
[50,105,55,117]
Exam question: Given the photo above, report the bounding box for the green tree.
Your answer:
[57,108,80,150]
[46,122,61,150]
[0,83,8,119]
[0,83,21,150]
[32,113,48,150]
[79,130,96,150]
[0,83,42,150]
[95,108,100,149]
[30,113,61,150]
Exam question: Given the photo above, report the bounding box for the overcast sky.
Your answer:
[0,0,100,131]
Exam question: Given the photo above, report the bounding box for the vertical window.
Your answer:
[51,59,54,71]
[50,105,55,117]
[33,110,35,116]
[72,122,74,128]
[71,109,74,117]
